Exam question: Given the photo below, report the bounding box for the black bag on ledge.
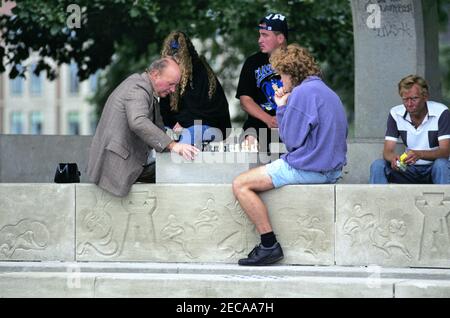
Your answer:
[54,163,81,183]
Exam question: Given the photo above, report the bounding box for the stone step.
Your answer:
[1,262,450,298]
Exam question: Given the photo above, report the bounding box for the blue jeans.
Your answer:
[178,125,222,145]
[369,158,450,184]
[266,159,342,188]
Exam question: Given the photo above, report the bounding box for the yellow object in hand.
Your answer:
[399,153,408,163]
[396,152,408,172]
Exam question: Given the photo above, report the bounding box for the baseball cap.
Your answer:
[258,13,289,39]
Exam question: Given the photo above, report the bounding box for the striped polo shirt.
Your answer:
[385,101,450,165]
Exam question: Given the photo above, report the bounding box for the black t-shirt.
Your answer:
[236,52,282,131]
[160,59,231,138]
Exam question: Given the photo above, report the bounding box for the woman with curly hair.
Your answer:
[159,31,231,145]
[232,44,348,266]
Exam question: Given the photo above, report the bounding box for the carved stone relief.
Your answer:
[76,187,259,261]
[0,219,50,258]
[342,200,413,261]
[415,193,450,261]
[338,187,450,268]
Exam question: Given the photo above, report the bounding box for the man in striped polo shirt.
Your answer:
[370,75,450,184]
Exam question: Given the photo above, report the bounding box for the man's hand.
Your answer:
[390,155,401,170]
[264,115,278,128]
[404,150,420,165]
[240,95,278,128]
[168,142,200,160]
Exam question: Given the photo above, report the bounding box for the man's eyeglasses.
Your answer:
[402,96,421,103]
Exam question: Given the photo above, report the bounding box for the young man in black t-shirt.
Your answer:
[236,13,289,150]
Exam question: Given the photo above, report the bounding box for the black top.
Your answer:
[236,52,282,131]
[160,59,231,139]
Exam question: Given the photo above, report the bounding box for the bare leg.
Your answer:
[232,166,275,234]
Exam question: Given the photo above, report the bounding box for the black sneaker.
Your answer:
[238,242,284,266]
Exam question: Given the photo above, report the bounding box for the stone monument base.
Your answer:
[1,183,450,297]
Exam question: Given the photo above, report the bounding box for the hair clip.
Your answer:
[170,40,180,50]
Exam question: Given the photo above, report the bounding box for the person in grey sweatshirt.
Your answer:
[232,44,348,266]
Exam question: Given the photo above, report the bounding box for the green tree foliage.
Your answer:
[437,0,450,31]
[1,0,448,121]
[441,44,450,104]
[0,0,354,119]
[0,0,161,79]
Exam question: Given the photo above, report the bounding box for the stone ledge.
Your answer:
[0,135,401,184]
[2,261,450,279]
[395,280,450,298]
[0,183,449,269]
[0,271,395,298]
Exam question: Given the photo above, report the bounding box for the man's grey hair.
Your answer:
[148,56,178,74]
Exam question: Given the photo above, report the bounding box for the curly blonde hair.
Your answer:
[161,31,217,111]
[269,44,321,87]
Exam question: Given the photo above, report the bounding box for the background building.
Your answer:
[0,55,98,135]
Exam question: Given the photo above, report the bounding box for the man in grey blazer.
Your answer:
[88,57,199,197]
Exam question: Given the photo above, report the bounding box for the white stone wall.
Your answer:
[0,183,449,269]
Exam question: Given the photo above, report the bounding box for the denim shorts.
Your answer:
[265,159,342,188]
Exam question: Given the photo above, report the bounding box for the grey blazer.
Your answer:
[87,72,172,197]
